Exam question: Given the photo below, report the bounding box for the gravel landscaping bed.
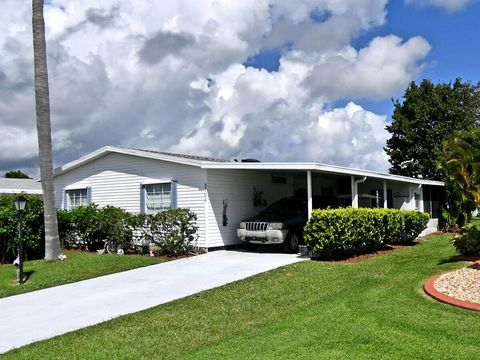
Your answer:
[434,264,480,304]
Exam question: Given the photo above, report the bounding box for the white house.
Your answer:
[53,146,444,249]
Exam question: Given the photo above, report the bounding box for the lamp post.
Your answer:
[14,196,27,284]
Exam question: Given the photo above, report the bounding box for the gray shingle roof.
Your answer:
[120,146,229,163]
[0,178,42,194]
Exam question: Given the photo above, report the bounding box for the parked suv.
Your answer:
[237,197,307,253]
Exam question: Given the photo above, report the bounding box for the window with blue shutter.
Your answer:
[141,181,176,214]
[65,188,90,210]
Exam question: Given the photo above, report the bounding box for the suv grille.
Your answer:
[245,222,268,231]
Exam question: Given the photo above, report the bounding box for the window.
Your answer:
[142,182,176,214]
[66,188,89,210]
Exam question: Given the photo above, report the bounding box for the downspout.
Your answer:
[203,175,209,252]
[351,176,367,208]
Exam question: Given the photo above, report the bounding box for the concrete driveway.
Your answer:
[0,250,306,354]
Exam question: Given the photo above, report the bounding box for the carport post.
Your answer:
[307,170,312,219]
[383,180,387,209]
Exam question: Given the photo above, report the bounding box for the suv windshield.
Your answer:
[262,198,306,215]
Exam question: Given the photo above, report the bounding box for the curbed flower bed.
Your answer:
[304,208,429,259]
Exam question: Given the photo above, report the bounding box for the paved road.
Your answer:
[0,250,306,354]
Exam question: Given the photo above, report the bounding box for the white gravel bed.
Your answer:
[434,266,480,304]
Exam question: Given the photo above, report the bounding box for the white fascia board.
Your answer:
[200,162,444,186]
[201,162,317,170]
[54,146,203,177]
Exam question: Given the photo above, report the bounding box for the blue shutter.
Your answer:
[171,180,177,209]
[139,184,145,214]
[63,191,68,210]
[86,187,92,204]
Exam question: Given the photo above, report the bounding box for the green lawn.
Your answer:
[4,234,480,359]
[470,216,480,227]
[0,250,164,298]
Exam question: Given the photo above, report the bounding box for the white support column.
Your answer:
[383,180,388,209]
[351,176,357,208]
[419,185,424,212]
[307,170,313,219]
[409,185,414,211]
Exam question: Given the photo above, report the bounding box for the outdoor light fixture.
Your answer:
[14,196,27,212]
[14,195,27,284]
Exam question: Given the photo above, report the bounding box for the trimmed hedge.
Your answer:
[0,194,44,263]
[304,208,430,259]
[453,223,480,256]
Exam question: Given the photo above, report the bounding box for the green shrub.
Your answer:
[58,204,104,250]
[148,208,198,256]
[304,208,429,259]
[453,223,480,256]
[58,204,134,251]
[0,194,44,263]
[98,206,134,250]
[59,204,198,256]
[403,211,431,243]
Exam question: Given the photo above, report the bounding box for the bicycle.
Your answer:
[103,238,123,255]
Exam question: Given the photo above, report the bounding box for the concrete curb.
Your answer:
[424,273,480,312]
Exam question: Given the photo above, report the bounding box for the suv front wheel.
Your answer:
[283,232,300,253]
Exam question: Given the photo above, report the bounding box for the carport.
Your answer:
[203,162,444,215]
[201,162,445,246]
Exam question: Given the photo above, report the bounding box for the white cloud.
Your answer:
[172,63,390,170]
[304,35,431,101]
[405,0,476,12]
[0,0,431,175]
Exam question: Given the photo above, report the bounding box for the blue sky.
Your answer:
[246,1,480,119]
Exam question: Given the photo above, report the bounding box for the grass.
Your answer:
[0,250,164,298]
[4,234,480,359]
[470,216,480,227]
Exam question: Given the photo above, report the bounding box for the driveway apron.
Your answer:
[0,250,306,354]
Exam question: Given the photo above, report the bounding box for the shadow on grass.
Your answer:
[23,270,35,283]
[438,255,479,265]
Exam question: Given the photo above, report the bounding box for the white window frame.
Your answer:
[64,187,91,210]
[140,180,177,214]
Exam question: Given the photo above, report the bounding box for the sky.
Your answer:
[0,0,479,177]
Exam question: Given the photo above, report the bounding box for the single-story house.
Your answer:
[0,178,42,195]
[53,146,445,249]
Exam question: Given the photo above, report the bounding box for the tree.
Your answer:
[32,0,62,260]
[385,79,480,180]
[438,129,480,227]
[4,170,30,179]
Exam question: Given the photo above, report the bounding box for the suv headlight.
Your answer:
[239,222,246,229]
[267,223,284,230]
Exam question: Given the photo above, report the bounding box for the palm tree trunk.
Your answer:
[32,0,61,260]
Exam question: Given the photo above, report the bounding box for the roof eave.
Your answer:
[54,146,204,177]
[200,162,444,186]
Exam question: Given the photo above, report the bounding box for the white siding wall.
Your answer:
[54,153,208,247]
[206,169,294,248]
